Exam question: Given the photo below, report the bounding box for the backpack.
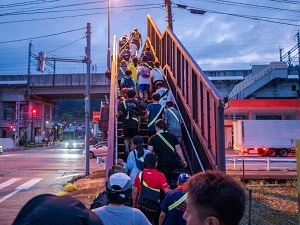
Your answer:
[138,172,161,213]
[123,77,135,89]
[123,101,139,120]
[140,66,150,78]
[134,150,144,171]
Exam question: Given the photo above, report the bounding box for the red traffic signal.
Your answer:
[32,109,37,117]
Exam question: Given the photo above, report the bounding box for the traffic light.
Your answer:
[36,52,46,72]
[32,109,37,118]
[10,126,13,130]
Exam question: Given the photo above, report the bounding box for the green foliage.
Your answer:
[54,99,104,122]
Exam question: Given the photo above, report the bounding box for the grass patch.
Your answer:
[240,181,297,225]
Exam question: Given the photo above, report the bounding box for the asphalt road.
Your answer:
[0,143,101,225]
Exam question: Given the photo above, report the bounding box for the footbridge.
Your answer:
[106,15,225,174]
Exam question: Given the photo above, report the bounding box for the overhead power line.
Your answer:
[174,3,300,27]
[0,27,85,44]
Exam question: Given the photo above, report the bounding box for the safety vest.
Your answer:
[156,132,175,153]
[148,105,164,128]
[123,101,138,122]
[167,108,179,123]
[168,193,187,211]
[139,172,160,192]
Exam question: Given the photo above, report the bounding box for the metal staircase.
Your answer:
[228,61,288,100]
[105,15,226,176]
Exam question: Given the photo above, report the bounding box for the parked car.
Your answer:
[64,140,77,149]
[83,141,108,159]
[0,145,2,154]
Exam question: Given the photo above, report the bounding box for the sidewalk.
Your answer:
[67,170,107,209]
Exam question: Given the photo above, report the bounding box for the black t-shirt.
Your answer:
[148,132,179,174]
[118,99,140,128]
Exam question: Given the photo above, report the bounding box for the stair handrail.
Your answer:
[106,35,118,177]
[164,78,205,172]
[228,61,287,100]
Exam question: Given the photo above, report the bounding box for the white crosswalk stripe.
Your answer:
[0,178,43,203]
[0,178,22,189]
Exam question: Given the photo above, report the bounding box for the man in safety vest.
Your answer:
[145,93,165,137]
[159,173,191,225]
[148,119,187,184]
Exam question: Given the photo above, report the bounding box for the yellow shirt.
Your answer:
[127,62,138,82]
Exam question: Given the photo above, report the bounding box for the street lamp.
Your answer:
[45,121,49,139]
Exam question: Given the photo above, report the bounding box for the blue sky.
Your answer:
[0,0,299,75]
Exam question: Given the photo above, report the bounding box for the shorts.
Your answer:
[123,128,138,139]
[139,84,150,92]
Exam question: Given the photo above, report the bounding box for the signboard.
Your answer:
[92,111,100,123]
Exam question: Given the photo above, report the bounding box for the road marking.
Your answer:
[0,178,22,189]
[0,178,43,203]
[16,178,43,189]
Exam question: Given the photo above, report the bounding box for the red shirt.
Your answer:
[134,168,169,194]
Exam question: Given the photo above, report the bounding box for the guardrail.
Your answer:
[226,157,296,171]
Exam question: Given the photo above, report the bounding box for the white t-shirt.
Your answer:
[150,68,164,82]
[156,87,175,107]
[137,66,151,85]
[130,43,138,57]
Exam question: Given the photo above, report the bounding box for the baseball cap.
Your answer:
[12,194,103,225]
[178,173,191,182]
[107,173,131,192]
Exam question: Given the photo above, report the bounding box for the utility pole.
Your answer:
[14,101,20,147]
[164,0,173,30]
[27,42,32,91]
[85,23,91,176]
[295,31,300,78]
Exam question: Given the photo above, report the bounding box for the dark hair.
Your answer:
[121,88,128,95]
[106,187,131,205]
[186,171,246,225]
[166,101,174,108]
[133,135,144,158]
[142,56,148,63]
[127,89,136,98]
[108,165,126,178]
[154,61,160,67]
[125,70,132,76]
[152,92,160,101]
[155,119,167,131]
[144,153,157,169]
[155,81,164,90]
[145,47,150,51]
[132,57,138,67]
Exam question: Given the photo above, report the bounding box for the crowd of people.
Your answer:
[12,29,246,225]
[13,169,246,225]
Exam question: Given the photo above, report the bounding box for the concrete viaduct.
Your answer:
[0,73,110,144]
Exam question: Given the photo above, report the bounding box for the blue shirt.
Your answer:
[146,103,164,131]
[124,149,150,185]
[161,187,187,225]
